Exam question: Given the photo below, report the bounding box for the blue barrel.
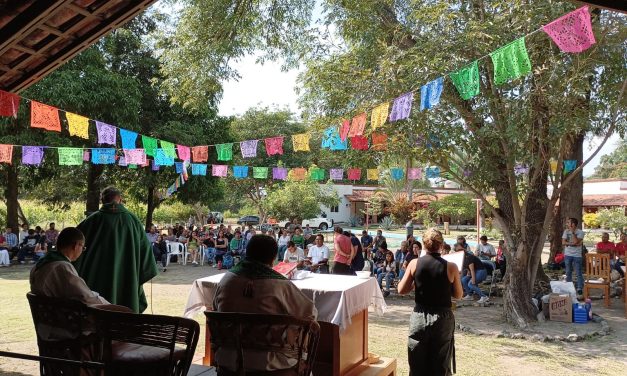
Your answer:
[573,303,588,324]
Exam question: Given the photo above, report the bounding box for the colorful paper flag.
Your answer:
[339,119,351,141]
[514,163,529,176]
[216,143,233,161]
[0,144,13,164]
[142,136,157,157]
[212,164,228,177]
[371,103,389,129]
[366,169,379,181]
[272,167,288,180]
[175,162,184,174]
[240,140,258,158]
[155,149,174,166]
[347,168,361,181]
[31,101,61,132]
[390,168,404,180]
[449,61,480,100]
[550,160,558,174]
[330,168,344,181]
[177,145,191,161]
[57,148,83,166]
[420,78,444,111]
[91,149,115,165]
[290,167,306,180]
[83,150,90,162]
[192,146,208,162]
[309,168,325,181]
[348,112,367,137]
[265,137,284,156]
[408,168,422,180]
[490,37,532,85]
[542,6,595,53]
[151,160,160,171]
[371,133,388,151]
[253,167,268,179]
[192,164,207,176]
[292,134,310,152]
[321,127,348,151]
[123,149,147,165]
[426,167,440,179]
[65,112,90,139]
[0,90,20,118]
[160,140,177,158]
[119,129,138,149]
[22,146,44,165]
[118,156,127,167]
[233,165,249,179]
[95,121,116,145]
[390,92,414,121]
[563,160,577,174]
[350,136,369,151]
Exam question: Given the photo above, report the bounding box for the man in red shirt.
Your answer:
[613,232,626,278]
[332,226,354,275]
[595,232,615,256]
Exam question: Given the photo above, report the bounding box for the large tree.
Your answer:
[591,139,627,179]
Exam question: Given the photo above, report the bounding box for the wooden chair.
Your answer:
[89,306,200,376]
[205,311,320,376]
[583,253,612,307]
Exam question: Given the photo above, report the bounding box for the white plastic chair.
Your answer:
[166,241,188,266]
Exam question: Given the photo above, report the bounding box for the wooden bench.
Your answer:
[345,357,397,376]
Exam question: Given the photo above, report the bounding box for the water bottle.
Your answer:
[573,303,588,324]
[585,298,592,321]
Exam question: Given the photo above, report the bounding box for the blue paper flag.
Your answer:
[563,160,577,174]
[390,168,404,180]
[119,129,138,150]
[155,149,174,166]
[233,165,249,179]
[420,77,444,111]
[426,167,440,179]
[91,148,116,165]
[192,163,207,176]
[175,162,184,174]
[321,126,348,150]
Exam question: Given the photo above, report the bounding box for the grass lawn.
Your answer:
[1,262,626,376]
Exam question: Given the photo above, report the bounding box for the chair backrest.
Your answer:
[167,242,183,254]
[26,292,104,376]
[89,307,200,376]
[205,311,320,376]
[585,253,611,281]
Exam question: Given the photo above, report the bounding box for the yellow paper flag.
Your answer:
[550,160,558,174]
[66,112,90,139]
[292,133,310,152]
[367,169,379,181]
[371,102,389,129]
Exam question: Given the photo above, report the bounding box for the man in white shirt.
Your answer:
[562,217,585,295]
[475,235,496,274]
[305,234,329,273]
[283,241,305,268]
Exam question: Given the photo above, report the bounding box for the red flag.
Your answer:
[264,136,284,156]
[350,136,369,150]
[347,168,361,180]
[0,90,20,118]
[372,133,388,151]
[31,100,61,132]
[339,119,350,141]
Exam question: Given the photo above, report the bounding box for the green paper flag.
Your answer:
[142,135,158,157]
[216,143,233,161]
[310,168,325,181]
[160,140,177,158]
[449,61,480,100]
[253,167,268,179]
[58,147,83,166]
[128,164,138,169]
[490,37,532,85]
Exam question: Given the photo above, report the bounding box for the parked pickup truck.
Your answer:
[278,216,334,231]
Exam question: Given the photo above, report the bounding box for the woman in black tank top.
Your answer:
[398,228,463,376]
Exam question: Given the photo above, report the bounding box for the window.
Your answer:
[330,205,339,213]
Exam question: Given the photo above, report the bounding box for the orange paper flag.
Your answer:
[0,144,13,164]
[192,146,209,162]
[31,100,61,132]
[372,133,388,151]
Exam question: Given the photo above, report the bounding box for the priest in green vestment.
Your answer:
[74,187,158,313]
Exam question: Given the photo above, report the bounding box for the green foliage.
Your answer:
[379,216,394,231]
[413,208,435,228]
[429,194,476,224]
[153,201,201,225]
[263,178,339,222]
[591,139,627,179]
[596,208,627,238]
[583,212,600,229]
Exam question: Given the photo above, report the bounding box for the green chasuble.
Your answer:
[74,203,157,313]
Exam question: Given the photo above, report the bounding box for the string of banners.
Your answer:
[0,6,594,186]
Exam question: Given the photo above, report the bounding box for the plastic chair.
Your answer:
[583,253,611,307]
[166,241,188,266]
[205,311,320,376]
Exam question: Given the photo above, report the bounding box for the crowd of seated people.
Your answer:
[0,223,58,266]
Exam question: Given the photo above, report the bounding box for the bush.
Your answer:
[596,208,627,239]
[583,212,600,229]
[413,208,435,228]
[379,216,394,231]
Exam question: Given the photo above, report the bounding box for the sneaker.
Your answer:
[383,290,390,298]
[162,268,167,272]
[477,296,490,304]
[462,295,474,301]
[192,261,198,265]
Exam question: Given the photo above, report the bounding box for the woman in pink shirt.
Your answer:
[332,226,353,275]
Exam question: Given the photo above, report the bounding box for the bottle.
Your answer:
[585,298,592,321]
[573,303,588,324]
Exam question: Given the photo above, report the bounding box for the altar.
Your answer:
[184,273,395,376]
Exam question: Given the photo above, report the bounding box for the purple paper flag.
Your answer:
[407,168,422,180]
[95,121,117,145]
[118,156,127,167]
[212,164,228,177]
[240,140,258,158]
[514,163,529,176]
[83,150,90,162]
[151,160,160,171]
[22,146,44,165]
[330,168,344,180]
[389,92,414,121]
[123,149,147,165]
[272,167,288,180]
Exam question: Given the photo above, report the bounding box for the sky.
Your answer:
[217,57,619,178]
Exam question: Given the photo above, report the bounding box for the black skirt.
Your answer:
[407,307,456,376]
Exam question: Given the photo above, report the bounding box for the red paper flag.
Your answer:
[372,133,388,151]
[347,168,361,180]
[339,119,350,141]
[31,100,61,132]
[192,146,208,162]
[265,136,284,156]
[0,90,20,118]
[0,144,13,164]
[350,136,369,150]
[348,112,367,137]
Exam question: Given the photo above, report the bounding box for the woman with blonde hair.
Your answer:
[398,228,463,376]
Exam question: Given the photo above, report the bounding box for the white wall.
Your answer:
[583,180,626,195]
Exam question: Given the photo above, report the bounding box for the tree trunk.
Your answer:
[502,255,535,328]
[145,185,156,231]
[86,164,104,215]
[4,164,20,230]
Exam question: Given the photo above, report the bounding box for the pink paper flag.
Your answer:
[339,119,351,141]
[265,137,284,156]
[212,164,228,177]
[348,113,367,137]
[83,150,90,162]
[407,168,422,180]
[542,6,596,53]
[0,144,13,164]
[177,145,191,161]
[95,121,117,145]
[347,168,361,181]
[123,149,147,165]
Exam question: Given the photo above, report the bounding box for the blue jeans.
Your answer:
[565,255,583,292]
[461,269,487,297]
[611,259,625,278]
[278,245,287,262]
[377,271,396,291]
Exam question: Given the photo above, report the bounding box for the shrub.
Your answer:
[379,216,394,231]
[583,212,600,229]
[596,208,627,239]
[413,208,435,228]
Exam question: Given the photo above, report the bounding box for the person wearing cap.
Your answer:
[73,187,158,313]
[456,235,470,253]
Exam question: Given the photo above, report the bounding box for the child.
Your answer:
[377,252,397,297]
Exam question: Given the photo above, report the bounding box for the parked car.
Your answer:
[207,211,224,224]
[278,216,334,231]
[237,215,260,226]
